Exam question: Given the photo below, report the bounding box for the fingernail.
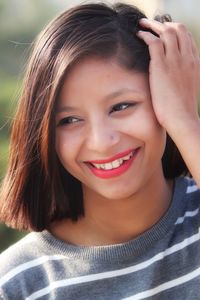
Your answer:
[139,18,148,23]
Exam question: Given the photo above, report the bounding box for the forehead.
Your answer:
[58,57,149,106]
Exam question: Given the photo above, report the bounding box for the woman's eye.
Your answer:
[57,116,81,126]
[110,102,135,113]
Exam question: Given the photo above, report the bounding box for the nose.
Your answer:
[86,121,120,153]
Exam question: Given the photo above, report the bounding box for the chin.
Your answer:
[97,187,138,201]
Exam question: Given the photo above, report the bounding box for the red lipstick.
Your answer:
[86,148,140,179]
[87,148,134,164]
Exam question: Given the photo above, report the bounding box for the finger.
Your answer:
[139,18,166,36]
[188,32,199,58]
[167,23,193,56]
[158,23,179,58]
[186,33,200,91]
[137,30,165,61]
[186,33,200,90]
[139,19,180,58]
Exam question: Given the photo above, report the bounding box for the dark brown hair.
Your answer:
[0,2,188,231]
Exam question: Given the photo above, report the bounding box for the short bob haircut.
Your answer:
[0,2,188,231]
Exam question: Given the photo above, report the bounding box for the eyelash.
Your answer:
[58,116,81,126]
[57,102,136,126]
[109,102,135,114]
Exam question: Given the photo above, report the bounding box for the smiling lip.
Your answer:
[87,148,135,164]
[85,148,140,179]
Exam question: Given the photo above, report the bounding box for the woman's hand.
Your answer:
[137,19,200,186]
[137,18,200,132]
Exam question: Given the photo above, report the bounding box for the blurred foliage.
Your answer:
[0,0,66,253]
[0,0,200,253]
[0,225,27,252]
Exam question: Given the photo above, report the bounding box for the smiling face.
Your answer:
[55,57,166,201]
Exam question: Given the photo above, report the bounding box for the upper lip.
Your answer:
[86,148,136,164]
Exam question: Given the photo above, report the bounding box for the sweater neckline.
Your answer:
[38,177,186,261]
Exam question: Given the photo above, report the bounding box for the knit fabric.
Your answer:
[1,176,200,299]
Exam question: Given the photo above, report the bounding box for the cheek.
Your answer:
[55,130,83,167]
[119,106,163,135]
[141,113,166,155]
[119,108,166,155]
[144,108,167,147]
[141,116,167,161]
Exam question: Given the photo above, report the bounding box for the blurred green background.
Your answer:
[0,0,70,252]
[0,0,200,253]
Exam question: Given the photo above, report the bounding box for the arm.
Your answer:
[137,18,200,186]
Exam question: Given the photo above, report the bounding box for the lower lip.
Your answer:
[86,148,140,179]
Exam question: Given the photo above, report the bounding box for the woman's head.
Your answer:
[0,2,187,231]
[56,56,168,205]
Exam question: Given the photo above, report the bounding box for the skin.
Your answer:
[53,58,172,246]
[51,19,200,246]
[138,19,200,185]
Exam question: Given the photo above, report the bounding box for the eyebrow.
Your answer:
[56,88,141,113]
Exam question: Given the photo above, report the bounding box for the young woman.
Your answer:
[0,2,200,299]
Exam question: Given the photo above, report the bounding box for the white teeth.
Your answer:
[112,160,121,168]
[103,163,113,170]
[122,152,133,161]
[91,150,135,170]
[119,158,123,165]
[92,164,101,169]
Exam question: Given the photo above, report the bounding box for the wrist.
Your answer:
[166,115,200,143]
[161,111,200,133]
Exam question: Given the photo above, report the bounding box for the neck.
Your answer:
[51,168,173,246]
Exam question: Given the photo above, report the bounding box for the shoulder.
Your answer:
[0,232,43,298]
[0,232,38,271]
[0,232,40,281]
[0,231,69,299]
[175,176,200,198]
[174,176,200,210]
[173,176,200,227]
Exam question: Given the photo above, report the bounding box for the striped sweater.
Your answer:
[1,176,200,299]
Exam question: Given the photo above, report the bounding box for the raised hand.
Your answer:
[137,18,200,132]
[137,18,200,185]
